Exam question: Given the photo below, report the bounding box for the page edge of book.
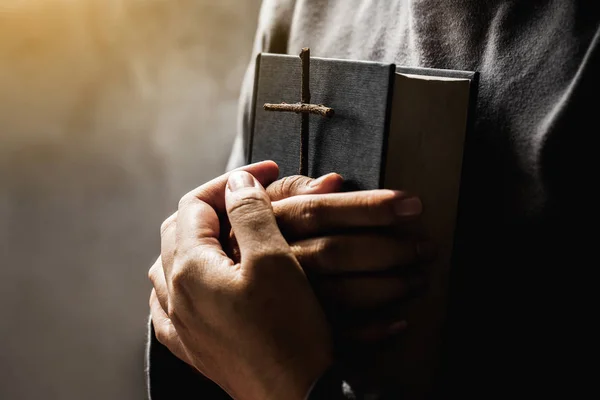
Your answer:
[246,52,263,165]
[396,65,477,80]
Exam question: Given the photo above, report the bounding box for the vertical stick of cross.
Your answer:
[264,48,334,176]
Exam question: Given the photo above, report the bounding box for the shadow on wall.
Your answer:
[0,1,261,399]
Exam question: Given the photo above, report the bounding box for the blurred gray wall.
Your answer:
[0,1,261,398]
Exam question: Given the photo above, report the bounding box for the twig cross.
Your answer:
[263,48,334,175]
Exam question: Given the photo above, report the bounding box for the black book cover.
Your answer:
[248,52,479,398]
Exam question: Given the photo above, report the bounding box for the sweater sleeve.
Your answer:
[147,318,355,400]
[145,318,232,399]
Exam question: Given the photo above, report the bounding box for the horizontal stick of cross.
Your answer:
[263,48,334,175]
[263,102,333,117]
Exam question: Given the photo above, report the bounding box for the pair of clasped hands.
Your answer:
[148,161,435,400]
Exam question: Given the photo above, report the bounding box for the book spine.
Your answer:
[247,53,263,165]
[378,64,398,189]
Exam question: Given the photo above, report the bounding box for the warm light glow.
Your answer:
[0,0,258,146]
[1,1,263,399]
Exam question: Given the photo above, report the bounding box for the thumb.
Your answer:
[225,171,289,259]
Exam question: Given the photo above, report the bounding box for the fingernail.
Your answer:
[394,196,422,217]
[309,173,341,188]
[417,241,437,261]
[228,171,255,191]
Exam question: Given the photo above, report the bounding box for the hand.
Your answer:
[153,171,433,347]
[150,162,332,400]
[263,175,434,342]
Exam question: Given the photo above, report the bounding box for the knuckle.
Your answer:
[313,237,339,269]
[166,297,186,327]
[154,324,169,345]
[274,196,321,235]
[363,192,396,224]
[289,243,303,260]
[266,180,283,199]
[228,191,271,217]
[160,213,176,237]
[169,262,193,293]
[268,176,298,199]
[177,193,196,210]
[168,254,198,296]
[282,175,309,194]
[148,263,158,282]
[295,197,320,231]
[268,175,311,200]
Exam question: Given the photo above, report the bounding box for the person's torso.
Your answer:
[254,0,599,396]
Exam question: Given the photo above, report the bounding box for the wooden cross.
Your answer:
[263,48,334,176]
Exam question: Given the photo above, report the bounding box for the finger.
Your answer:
[313,273,427,310]
[180,160,280,213]
[173,160,279,255]
[160,212,177,237]
[273,190,422,239]
[224,172,344,262]
[291,234,435,274]
[158,161,278,270]
[327,297,419,327]
[225,171,290,259]
[169,195,232,288]
[341,320,408,342]
[148,256,169,314]
[266,173,343,201]
[150,289,194,366]
[159,212,177,266]
[166,163,278,280]
[159,214,178,284]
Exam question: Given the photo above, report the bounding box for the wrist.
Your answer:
[233,351,333,400]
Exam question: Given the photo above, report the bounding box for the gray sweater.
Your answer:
[148,1,599,398]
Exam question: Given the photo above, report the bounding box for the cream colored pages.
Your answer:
[381,72,471,399]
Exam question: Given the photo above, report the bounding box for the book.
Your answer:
[248,51,479,398]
